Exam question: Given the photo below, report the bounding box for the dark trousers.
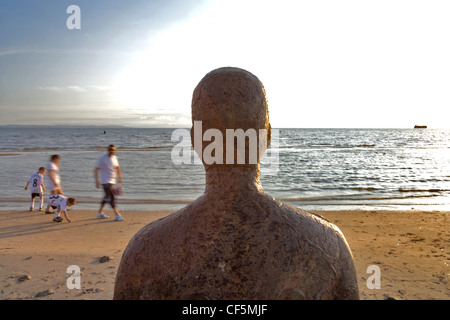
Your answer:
[101,183,116,209]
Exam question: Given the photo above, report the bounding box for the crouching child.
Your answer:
[47,194,76,223]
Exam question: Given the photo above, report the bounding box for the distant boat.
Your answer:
[414,125,427,129]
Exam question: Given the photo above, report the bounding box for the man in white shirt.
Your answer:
[94,145,124,221]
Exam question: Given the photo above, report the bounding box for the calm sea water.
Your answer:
[1,126,450,211]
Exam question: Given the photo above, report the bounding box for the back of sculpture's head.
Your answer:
[191,67,271,168]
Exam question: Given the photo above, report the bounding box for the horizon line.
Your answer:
[1,124,448,130]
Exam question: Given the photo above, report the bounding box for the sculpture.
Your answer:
[114,67,359,300]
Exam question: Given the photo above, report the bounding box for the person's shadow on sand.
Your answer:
[0,212,115,239]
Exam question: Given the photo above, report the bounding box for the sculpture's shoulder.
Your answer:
[116,196,212,270]
[114,193,359,300]
[286,203,348,244]
[262,197,359,299]
[114,203,199,299]
[258,194,351,253]
[123,201,197,254]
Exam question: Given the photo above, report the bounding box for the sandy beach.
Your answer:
[0,209,448,300]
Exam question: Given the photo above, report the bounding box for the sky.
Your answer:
[1,0,450,128]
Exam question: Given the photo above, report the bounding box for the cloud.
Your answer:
[0,49,26,57]
[109,110,191,127]
[66,86,87,92]
[86,85,110,91]
[37,85,111,92]
[154,115,176,122]
[36,86,63,92]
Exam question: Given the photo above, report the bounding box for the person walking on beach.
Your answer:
[24,167,47,211]
[94,145,124,221]
[45,155,63,214]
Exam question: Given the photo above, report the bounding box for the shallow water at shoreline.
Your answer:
[1,127,450,211]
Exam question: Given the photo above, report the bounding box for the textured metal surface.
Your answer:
[114,67,359,300]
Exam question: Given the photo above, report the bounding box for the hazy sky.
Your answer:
[1,0,450,128]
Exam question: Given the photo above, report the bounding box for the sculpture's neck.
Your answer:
[205,166,263,194]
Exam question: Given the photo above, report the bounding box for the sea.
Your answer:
[1,126,450,211]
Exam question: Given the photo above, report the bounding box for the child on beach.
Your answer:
[47,194,76,223]
[24,167,47,211]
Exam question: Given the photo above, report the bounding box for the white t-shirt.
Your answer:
[96,154,119,184]
[46,161,60,190]
[27,173,44,194]
[47,194,68,211]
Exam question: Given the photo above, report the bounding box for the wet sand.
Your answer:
[0,209,448,300]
